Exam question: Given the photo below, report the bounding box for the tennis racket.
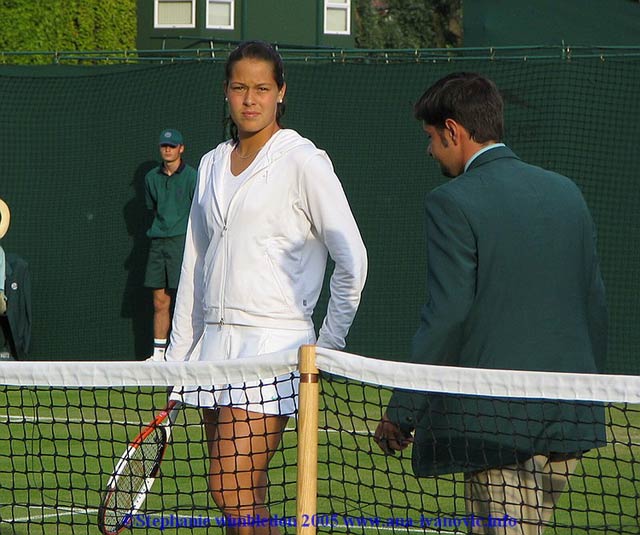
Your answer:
[98,399,182,535]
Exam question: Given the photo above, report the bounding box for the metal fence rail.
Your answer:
[2,44,640,65]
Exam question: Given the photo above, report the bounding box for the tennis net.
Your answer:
[0,348,639,534]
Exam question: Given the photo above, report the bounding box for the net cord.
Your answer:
[0,347,639,403]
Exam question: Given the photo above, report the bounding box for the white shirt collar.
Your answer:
[464,143,506,172]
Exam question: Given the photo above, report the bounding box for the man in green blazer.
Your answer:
[374,73,607,534]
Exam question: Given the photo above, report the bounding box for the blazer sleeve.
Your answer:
[387,186,477,431]
[587,220,608,372]
[410,187,477,364]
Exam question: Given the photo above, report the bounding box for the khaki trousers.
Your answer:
[464,455,578,535]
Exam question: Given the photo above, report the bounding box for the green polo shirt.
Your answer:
[145,160,197,238]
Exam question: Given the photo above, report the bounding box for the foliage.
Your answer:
[0,0,463,65]
[0,0,136,64]
[354,0,462,49]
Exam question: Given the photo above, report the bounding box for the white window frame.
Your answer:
[154,0,196,29]
[206,0,235,30]
[324,0,351,35]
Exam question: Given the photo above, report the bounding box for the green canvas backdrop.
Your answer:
[0,56,638,373]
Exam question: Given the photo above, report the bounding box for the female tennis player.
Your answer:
[165,41,368,534]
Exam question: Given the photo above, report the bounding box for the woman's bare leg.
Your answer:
[204,406,289,535]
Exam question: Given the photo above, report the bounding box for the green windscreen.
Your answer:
[1,50,638,373]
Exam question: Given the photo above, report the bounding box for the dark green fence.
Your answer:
[1,47,638,373]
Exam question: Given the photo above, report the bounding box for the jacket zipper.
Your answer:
[218,223,228,325]
[216,150,273,326]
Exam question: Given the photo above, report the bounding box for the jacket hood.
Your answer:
[213,129,316,167]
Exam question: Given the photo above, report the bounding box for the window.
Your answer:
[155,0,196,28]
[324,0,350,35]
[207,0,235,30]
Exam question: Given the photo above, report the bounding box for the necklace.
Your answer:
[234,144,263,160]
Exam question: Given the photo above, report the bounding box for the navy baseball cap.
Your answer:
[158,129,184,146]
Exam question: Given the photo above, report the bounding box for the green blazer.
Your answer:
[388,146,608,476]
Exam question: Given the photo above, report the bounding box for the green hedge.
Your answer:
[0,0,136,63]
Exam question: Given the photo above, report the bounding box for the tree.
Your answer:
[354,0,462,49]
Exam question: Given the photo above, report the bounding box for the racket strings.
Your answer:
[101,426,166,531]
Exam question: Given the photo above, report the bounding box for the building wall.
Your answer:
[137,0,355,51]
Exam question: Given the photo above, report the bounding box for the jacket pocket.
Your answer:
[202,235,224,307]
[265,245,296,311]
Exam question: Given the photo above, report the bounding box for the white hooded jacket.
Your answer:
[166,129,367,361]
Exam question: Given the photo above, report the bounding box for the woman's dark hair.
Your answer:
[225,40,286,142]
[414,72,504,143]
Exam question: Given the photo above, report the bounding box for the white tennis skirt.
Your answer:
[174,323,315,416]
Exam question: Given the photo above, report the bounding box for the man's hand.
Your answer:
[374,413,413,455]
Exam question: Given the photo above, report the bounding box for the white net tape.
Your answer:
[1,346,639,403]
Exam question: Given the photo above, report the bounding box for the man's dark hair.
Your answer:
[414,72,504,143]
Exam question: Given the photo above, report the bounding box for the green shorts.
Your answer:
[144,236,186,290]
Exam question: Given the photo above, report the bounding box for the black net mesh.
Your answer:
[319,373,640,534]
[0,354,639,534]
[0,380,300,534]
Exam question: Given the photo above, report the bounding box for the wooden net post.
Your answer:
[296,344,319,535]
